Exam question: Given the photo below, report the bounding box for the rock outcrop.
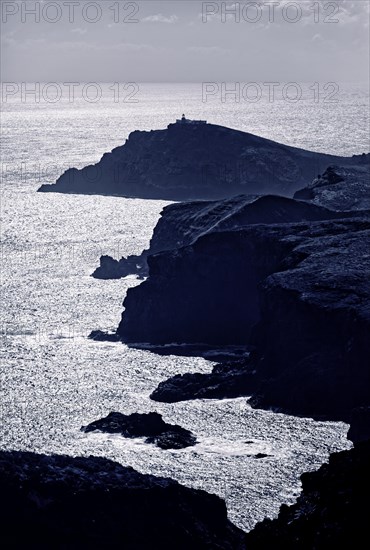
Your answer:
[93,254,148,279]
[38,121,360,200]
[0,450,246,549]
[88,330,120,342]
[245,440,370,549]
[151,360,259,403]
[81,411,196,449]
[294,156,370,211]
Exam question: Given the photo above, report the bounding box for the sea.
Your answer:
[1,82,369,531]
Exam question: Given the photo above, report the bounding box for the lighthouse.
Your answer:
[175,114,207,125]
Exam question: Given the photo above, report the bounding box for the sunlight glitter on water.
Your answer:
[2,83,363,530]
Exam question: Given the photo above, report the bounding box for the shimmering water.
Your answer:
[2,83,367,531]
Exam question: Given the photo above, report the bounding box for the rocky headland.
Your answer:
[110,178,370,421]
[38,120,362,200]
[89,158,370,548]
[142,216,370,420]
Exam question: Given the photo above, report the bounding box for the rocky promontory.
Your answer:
[38,120,361,200]
[120,212,370,420]
[115,190,370,420]
[0,450,246,549]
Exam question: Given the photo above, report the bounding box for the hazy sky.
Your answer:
[1,0,369,82]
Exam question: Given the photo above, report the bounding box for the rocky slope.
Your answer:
[38,121,360,200]
[245,440,370,549]
[0,450,246,549]
[119,216,370,420]
[93,194,350,279]
[294,156,370,211]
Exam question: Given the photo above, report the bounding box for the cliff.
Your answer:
[0,450,246,549]
[38,122,360,200]
[119,214,370,420]
[93,194,348,279]
[246,217,370,419]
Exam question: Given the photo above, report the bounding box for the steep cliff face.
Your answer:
[247,219,370,418]
[93,194,348,279]
[0,451,246,549]
[121,216,370,419]
[294,157,370,211]
[38,122,359,200]
[118,229,296,345]
[245,440,370,549]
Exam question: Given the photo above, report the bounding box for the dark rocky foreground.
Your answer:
[0,450,246,549]
[38,121,360,200]
[93,193,348,279]
[245,440,370,549]
[81,411,197,449]
[2,439,369,549]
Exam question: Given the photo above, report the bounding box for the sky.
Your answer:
[1,0,369,82]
